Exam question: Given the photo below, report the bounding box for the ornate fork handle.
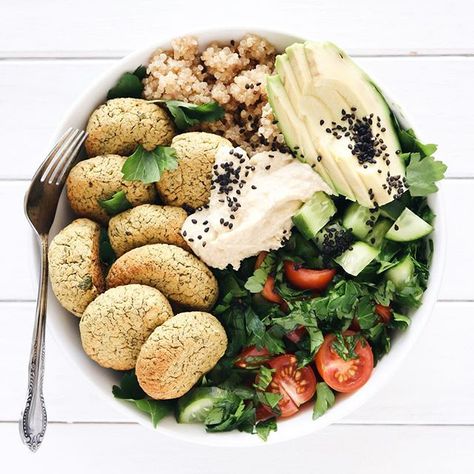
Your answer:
[20,234,48,452]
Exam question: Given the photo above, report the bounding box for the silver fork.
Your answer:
[20,128,87,452]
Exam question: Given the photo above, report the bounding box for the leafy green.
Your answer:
[255,391,282,410]
[205,394,255,433]
[121,145,178,183]
[313,382,336,420]
[161,100,225,131]
[331,333,362,361]
[99,228,116,266]
[253,366,274,391]
[244,253,276,293]
[405,153,447,197]
[398,128,437,156]
[255,418,277,441]
[273,303,324,355]
[107,66,147,99]
[112,371,172,427]
[98,190,132,216]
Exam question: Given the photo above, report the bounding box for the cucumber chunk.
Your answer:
[176,387,227,423]
[385,255,415,290]
[334,241,379,276]
[342,202,380,239]
[385,208,433,242]
[292,192,336,239]
[364,218,392,248]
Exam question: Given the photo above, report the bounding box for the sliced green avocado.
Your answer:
[267,41,406,208]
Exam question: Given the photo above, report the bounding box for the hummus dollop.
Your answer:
[181,146,332,269]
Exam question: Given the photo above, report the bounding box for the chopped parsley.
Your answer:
[159,100,225,131]
[107,66,147,100]
[98,190,132,216]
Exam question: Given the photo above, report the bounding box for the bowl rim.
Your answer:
[41,26,447,447]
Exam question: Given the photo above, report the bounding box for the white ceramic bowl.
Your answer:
[43,28,446,447]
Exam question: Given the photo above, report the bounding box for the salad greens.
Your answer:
[160,100,225,131]
[107,65,147,100]
[121,144,178,183]
[98,190,132,215]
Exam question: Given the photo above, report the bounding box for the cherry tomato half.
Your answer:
[283,261,336,291]
[265,354,317,418]
[375,304,392,324]
[234,346,271,369]
[261,275,283,304]
[315,331,374,393]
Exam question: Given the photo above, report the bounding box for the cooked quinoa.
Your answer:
[142,34,288,154]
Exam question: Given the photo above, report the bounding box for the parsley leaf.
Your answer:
[255,418,277,441]
[399,128,437,156]
[405,153,447,197]
[161,100,225,131]
[112,371,172,427]
[107,66,147,100]
[99,228,116,267]
[313,382,336,420]
[331,333,362,361]
[253,366,274,391]
[121,145,178,183]
[245,253,276,293]
[98,190,132,216]
[205,395,255,433]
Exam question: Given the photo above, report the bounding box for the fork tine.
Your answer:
[38,128,76,183]
[51,131,88,186]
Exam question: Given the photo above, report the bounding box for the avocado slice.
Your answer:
[267,41,406,208]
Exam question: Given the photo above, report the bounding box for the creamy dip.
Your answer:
[181,146,332,269]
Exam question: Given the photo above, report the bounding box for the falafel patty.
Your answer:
[80,284,173,370]
[106,243,218,311]
[136,311,227,399]
[48,218,105,316]
[66,154,156,224]
[85,98,175,157]
[156,132,232,210]
[108,204,189,257]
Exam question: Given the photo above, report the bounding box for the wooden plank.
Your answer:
[4,301,474,424]
[2,422,473,473]
[1,57,473,180]
[0,0,472,57]
[5,179,470,302]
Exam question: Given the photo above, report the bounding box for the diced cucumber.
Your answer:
[292,192,336,239]
[364,218,392,248]
[385,255,414,290]
[342,202,380,239]
[334,241,380,276]
[385,208,433,242]
[176,387,227,424]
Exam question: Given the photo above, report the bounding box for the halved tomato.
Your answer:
[261,275,283,304]
[283,261,336,291]
[315,331,374,393]
[255,404,275,422]
[265,354,317,418]
[375,304,392,324]
[234,346,271,369]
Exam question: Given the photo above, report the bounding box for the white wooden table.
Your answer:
[1,1,473,471]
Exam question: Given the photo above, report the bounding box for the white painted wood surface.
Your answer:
[1,0,473,472]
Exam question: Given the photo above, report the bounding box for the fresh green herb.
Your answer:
[112,371,172,427]
[244,253,276,293]
[398,128,437,156]
[405,153,447,197]
[392,312,411,330]
[355,295,378,330]
[255,391,282,410]
[312,382,336,420]
[98,190,132,216]
[205,394,255,433]
[253,366,274,391]
[273,303,324,355]
[160,100,225,131]
[255,418,277,441]
[107,66,147,100]
[99,228,116,267]
[331,333,361,361]
[121,145,178,183]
